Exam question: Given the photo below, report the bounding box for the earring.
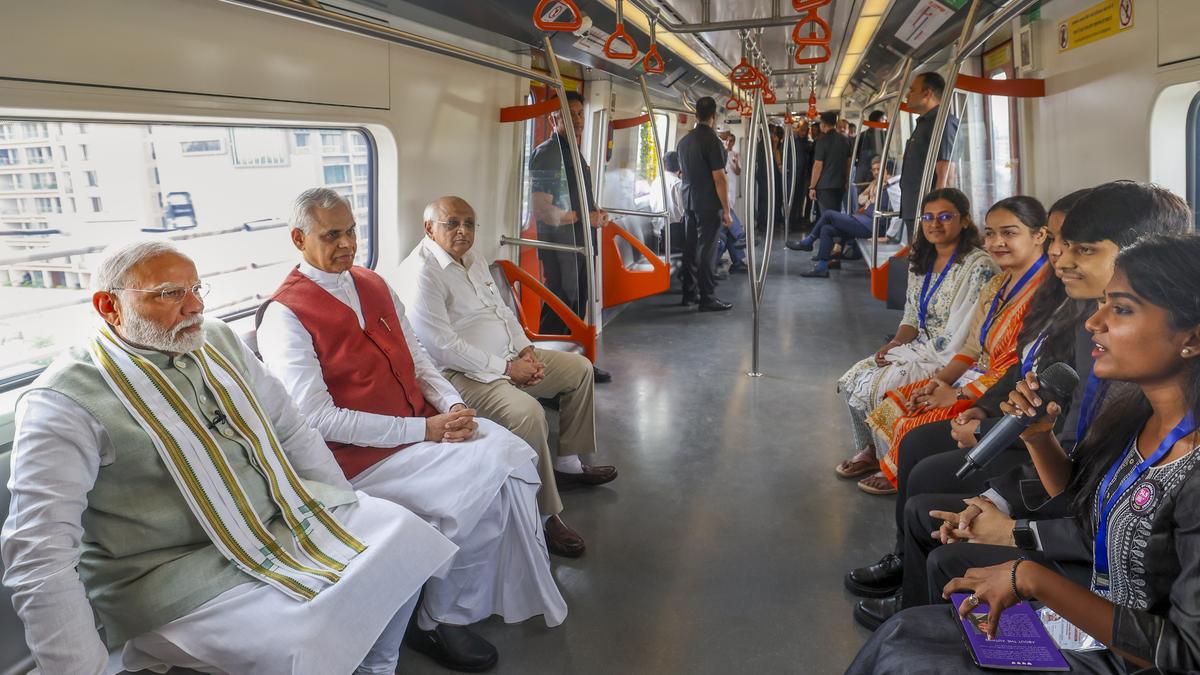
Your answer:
[1185,348,1193,356]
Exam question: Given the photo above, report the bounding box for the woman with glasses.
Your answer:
[864,195,1051,495]
[848,233,1200,674]
[834,188,996,493]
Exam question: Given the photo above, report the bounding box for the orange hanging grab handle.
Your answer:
[731,58,760,87]
[604,23,639,60]
[643,44,665,73]
[792,0,832,10]
[533,0,584,32]
[726,96,742,111]
[791,11,831,45]
[795,43,831,65]
[762,88,778,104]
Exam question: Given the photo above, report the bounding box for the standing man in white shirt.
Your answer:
[2,241,456,675]
[256,188,567,673]
[397,196,618,559]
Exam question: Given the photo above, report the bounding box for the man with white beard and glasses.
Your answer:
[1,241,456,675]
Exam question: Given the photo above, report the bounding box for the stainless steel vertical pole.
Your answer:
[745,88,775,377]
[870,56,913,269]
[915,0,982,212]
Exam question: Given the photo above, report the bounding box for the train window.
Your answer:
[1188,91,1200,230]
[0,119,376,388]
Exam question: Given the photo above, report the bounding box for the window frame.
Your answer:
[0,116,379,393]
[1188,91,1200,231]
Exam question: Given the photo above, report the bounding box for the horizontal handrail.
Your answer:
[499,235,585,255]
[600,207,669,219]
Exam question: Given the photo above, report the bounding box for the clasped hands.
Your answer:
[425,403,478,443]
[929,496,1014,546]
[505,347,545,388]
[908,378,958,412]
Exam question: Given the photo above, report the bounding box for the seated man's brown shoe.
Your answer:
[544,515,585,558]
[553,464,618,490]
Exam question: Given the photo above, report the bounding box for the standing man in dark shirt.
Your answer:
[899,72,959,240]
[675,96,733,312]
[808,111,853,216]
[529,91,613,382]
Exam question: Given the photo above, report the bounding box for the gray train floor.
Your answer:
[402,244,901,675]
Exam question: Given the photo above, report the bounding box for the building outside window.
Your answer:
[30,173,58,190]
[230,128,290,167]
[85,170,99,187]
[0,149,18,165]
[323,164,350,185]
[34,197,61,214]
[21,122,49,139]
[91,197,103,212]
[79,144,89,161]
[25,147,52,165]
[180,139,224,155]
[321,131,346,153]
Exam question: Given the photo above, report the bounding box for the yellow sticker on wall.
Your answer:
[1057,0,1134,52]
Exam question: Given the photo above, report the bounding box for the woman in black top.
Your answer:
[847,233,1200,673]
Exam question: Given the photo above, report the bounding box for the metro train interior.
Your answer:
[3,0,1200,673]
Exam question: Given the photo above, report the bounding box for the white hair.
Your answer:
[92,240,184,293]
[292,187,351,233]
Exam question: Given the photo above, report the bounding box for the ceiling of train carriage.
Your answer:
[353,0,1008,108]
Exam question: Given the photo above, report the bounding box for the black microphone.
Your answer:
[955,362,1080,479]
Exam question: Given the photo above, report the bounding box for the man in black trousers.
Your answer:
[676,96,733,312]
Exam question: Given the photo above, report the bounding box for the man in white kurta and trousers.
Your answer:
[257,188,567,672]
[1,241,457,675]
[396,196,618,560]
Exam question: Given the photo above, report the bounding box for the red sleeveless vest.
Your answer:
[268,266,439,479]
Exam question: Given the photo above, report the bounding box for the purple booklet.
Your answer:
[949,593,1070,671]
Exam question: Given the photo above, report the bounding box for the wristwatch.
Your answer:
[1013,518,1037,550]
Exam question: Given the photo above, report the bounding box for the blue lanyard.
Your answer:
[1075,370,1108,449]
[917,252,957,331]
[1092,413,1196,589]
[1020,332,1047,377]
[979,255,1048,351]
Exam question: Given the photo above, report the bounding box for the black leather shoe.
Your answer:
[853,593,902,631]
[681,295,698,306]
[786,238,814,251]
[799,267,829,278]
[405,623,498,672]
[729,262,748,273]
[698,298,733,312]
[592,366,612,383]
[844,553,904,597]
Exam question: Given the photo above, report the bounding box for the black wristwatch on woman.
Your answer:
[1013,519,1038,550]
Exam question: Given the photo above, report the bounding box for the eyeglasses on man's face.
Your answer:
[112,282,211,304]
[920,212,960,224]
[433,219,479,232]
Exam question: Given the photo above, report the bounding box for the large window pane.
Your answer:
[0,120,376,384]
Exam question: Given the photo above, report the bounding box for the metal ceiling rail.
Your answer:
[626,0,799,34]
[959,0,1044,59]
[226,0,562,87]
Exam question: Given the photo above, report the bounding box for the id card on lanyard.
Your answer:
[980,256,1048,352]
[918,252,957,332]
[1092,413,1196,592]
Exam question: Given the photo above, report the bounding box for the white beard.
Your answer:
[121,311,206,354]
